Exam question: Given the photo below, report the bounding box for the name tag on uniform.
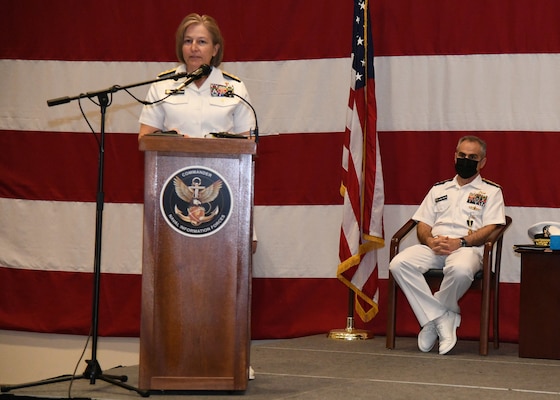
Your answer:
[435,195,447,203]
[165,89,184,95]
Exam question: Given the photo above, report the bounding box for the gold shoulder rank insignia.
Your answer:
[222,71,241,82]
[157,67,179,78]
[482,178,502,188]
[434,178,452,186]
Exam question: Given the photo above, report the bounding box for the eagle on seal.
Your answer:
[172,176,223,226]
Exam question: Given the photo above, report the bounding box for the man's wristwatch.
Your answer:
[459,237,468,247]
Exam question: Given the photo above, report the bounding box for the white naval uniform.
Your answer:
[139,65,254,137]
[389,175,505,327]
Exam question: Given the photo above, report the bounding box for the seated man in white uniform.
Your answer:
[389,136,505,355]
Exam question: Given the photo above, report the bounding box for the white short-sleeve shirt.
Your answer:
[139,65,254,137]
[413,175,506,239]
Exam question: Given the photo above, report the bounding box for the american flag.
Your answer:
[337,0,384,322]
[1,0,559,342]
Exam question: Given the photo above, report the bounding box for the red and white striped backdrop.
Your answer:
[1,0,559,341]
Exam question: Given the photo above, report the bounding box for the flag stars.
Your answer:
[356,36,364,46]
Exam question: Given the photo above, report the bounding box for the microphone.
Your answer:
[161,64,212,81]
[186,64,212,79]
[169,65,212,94]
[224,90,259,143]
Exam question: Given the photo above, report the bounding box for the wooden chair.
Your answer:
[386,216,512,355]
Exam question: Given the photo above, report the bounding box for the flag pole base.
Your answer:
[327,317,374,340]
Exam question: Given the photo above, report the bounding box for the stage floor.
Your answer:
[2,334,559,400]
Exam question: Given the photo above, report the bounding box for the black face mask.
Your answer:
[455,157,479,179]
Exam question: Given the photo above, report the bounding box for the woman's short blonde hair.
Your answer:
[175,13,224,67]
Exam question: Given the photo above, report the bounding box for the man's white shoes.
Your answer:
[434,311,461,355]
[418,320,438,352]
[418,311,461,355]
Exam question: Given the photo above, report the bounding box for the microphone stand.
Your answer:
[0,72,192,398]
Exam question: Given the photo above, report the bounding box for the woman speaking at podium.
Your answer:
[138,13,254,139]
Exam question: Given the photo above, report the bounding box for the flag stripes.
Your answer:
[1,0,559,340]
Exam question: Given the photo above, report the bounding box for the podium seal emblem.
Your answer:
[160,166,233,237]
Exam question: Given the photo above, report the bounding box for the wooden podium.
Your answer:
[138,135,256,392]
